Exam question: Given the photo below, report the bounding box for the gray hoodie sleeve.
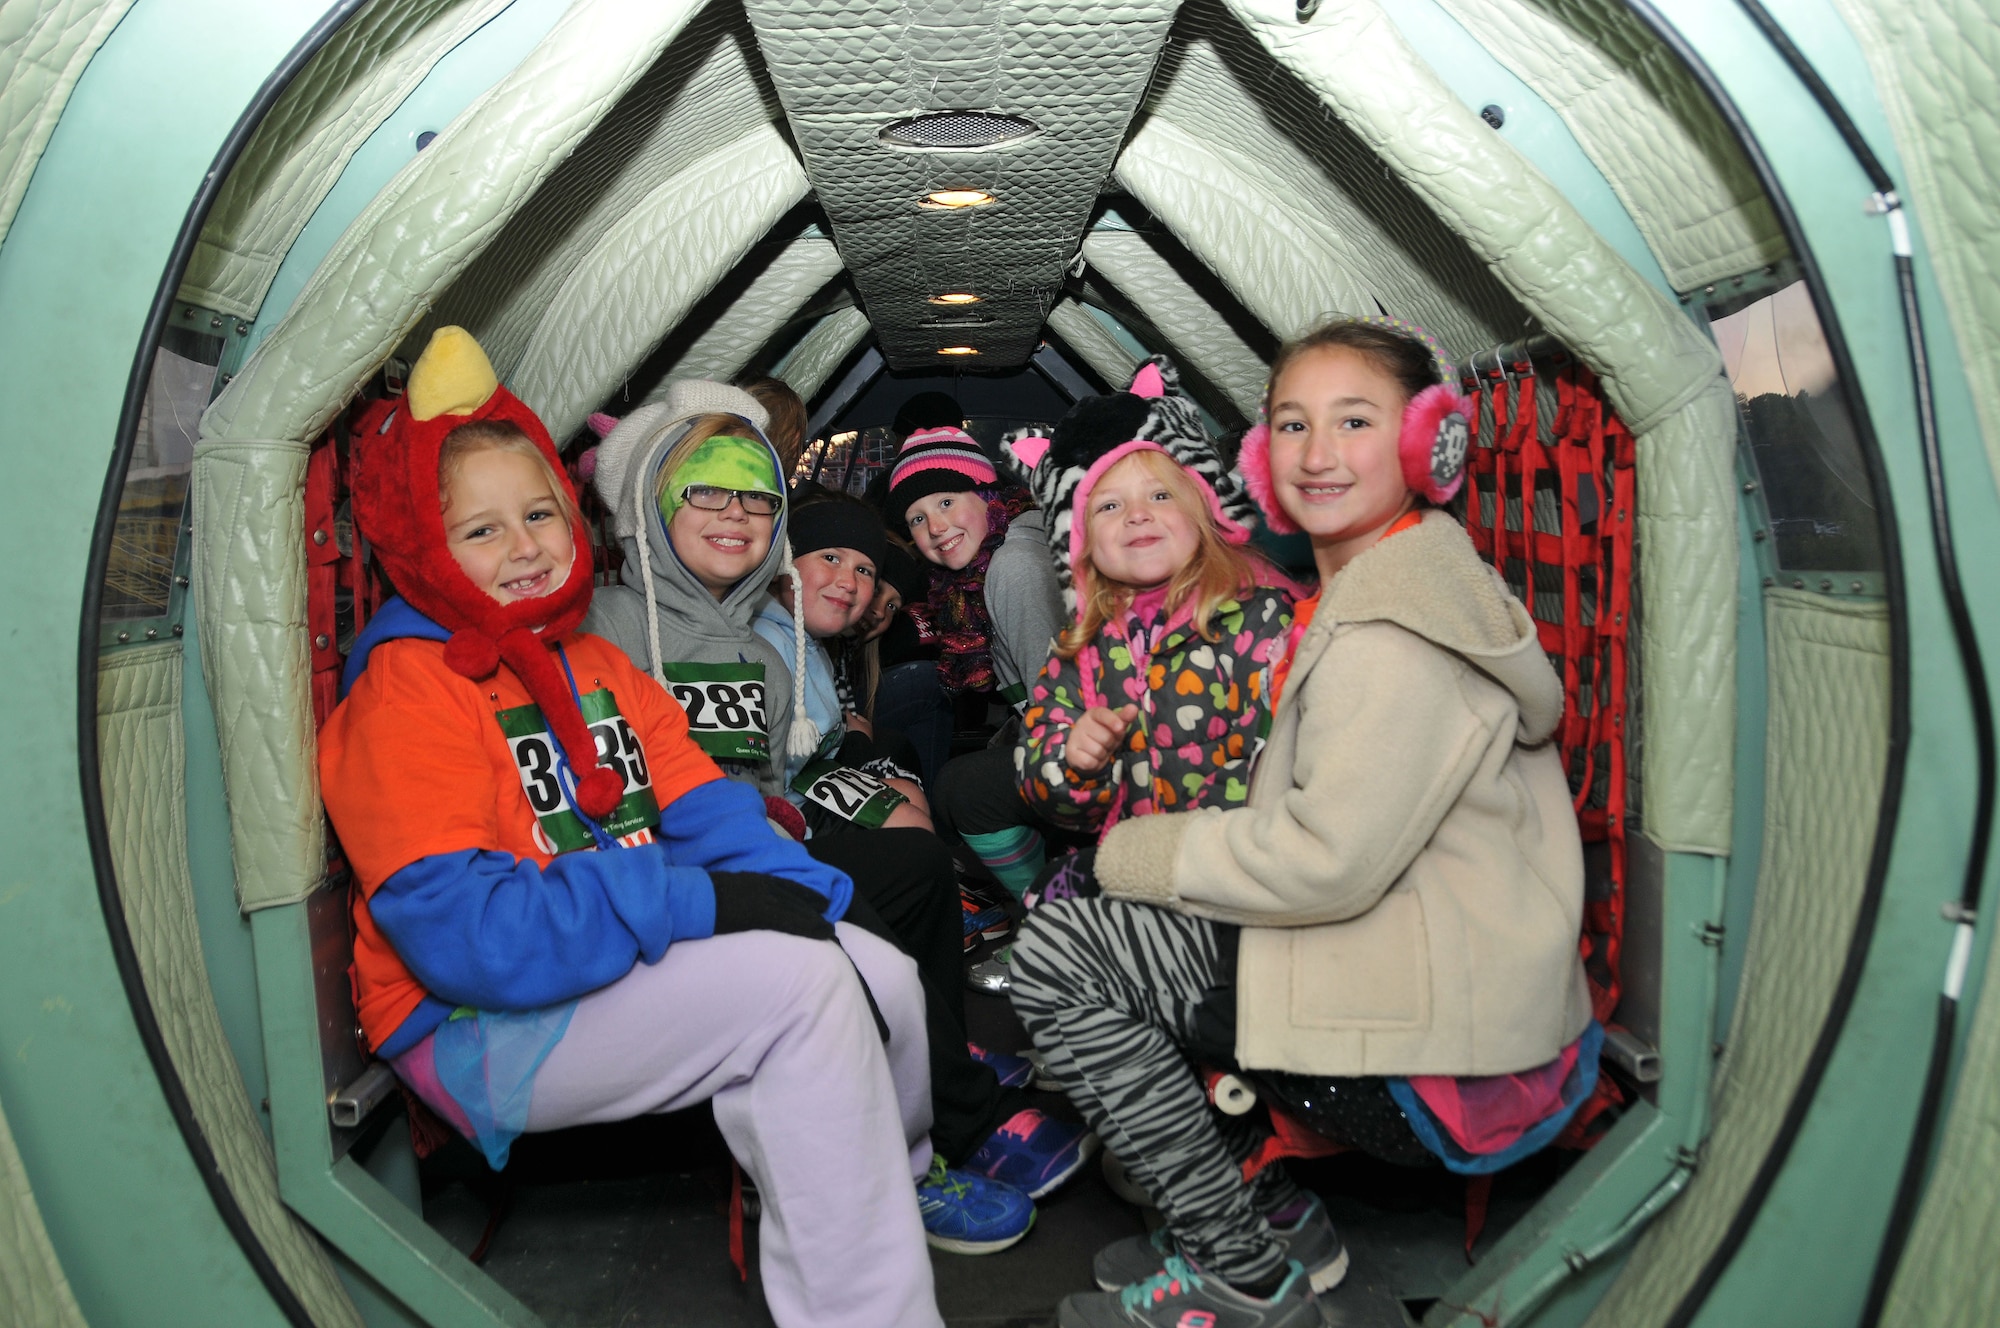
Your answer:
[985,531,1065,709]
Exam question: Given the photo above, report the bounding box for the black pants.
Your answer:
[807,819,1028,1163]
[933,743,1092,847]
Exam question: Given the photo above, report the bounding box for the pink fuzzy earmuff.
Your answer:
[1237,318,1471,533]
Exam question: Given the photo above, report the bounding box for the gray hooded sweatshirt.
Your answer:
[582,382,801,797]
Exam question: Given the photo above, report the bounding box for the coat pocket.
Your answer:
[1287,890,1431,1030]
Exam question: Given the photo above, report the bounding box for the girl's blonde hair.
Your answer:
[438,419,580,530]
[1057,447,1268,658]
[652,412,770,510]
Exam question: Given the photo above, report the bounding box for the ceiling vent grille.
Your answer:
[879,111,1040,151]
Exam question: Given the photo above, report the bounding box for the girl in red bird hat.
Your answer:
[317,327,951,1328]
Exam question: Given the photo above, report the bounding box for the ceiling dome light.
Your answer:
[922,189,994,209]
[880,111,1040,151]
[929,292,982,305]
[938,346,980,356]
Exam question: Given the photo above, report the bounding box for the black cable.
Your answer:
[74,3,373,1324]
[1611,6,1913,1328]
[1730,2,1996,1318]
[1859,247,1997,1328]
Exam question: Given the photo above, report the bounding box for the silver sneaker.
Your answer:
[1091,1195,1348,1294]
[966,944,1012,994]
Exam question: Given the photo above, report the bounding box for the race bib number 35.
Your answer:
[791,757,907,829]
[496,688,660,854]
[661,661,770,763]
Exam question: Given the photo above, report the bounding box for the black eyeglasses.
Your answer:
[681,484,781,516]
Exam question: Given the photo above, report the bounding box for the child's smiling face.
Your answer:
[668,489,775,599]
[1083,451,1199,590]
[1266,345,1416,572]
[783,546,877,638]
[906,490,990,569]
[442,447,576,604]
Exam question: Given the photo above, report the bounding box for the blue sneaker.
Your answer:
[969,1042,1034,1089]
[917,1155,1035,1254]
[962,1109,1100,1200]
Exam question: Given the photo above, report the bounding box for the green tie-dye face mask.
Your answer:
[660,434,782,520]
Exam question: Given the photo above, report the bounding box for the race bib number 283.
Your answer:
[661,661,769,763]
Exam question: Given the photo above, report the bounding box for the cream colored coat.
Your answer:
[1096,511,1592,1077]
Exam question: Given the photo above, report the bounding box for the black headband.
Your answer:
[788,500,887,571]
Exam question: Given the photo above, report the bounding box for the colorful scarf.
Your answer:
[928,488,1034,693]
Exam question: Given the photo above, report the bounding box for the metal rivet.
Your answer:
[176,575,190,587]
[1752,528,1767,541]
[1820,579,1834,592]
[1793,578,1806,589]
[172,625,184,637]
[489,692,499,702]
[1742,480,1757,493]
[117,631,130,643]
[236,322,249,336]
[210,316,222,329]
[312,529,328,546]
[182,307,195,318]
[1851,581,1864,593]
[1763,576,1776,587]
[1705,284,1716,295]
[315,634,330,650]
[145,628,158,639]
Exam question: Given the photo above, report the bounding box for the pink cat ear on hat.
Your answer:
[1009,435,1052,470]
[1129,362,1166,399]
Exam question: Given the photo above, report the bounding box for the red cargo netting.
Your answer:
[1460,353,1635,1145]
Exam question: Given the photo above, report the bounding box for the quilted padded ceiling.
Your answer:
[741,0,1182,370]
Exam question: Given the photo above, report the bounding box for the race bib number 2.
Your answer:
[496,688,660,854]
[661,661,769,763]
[791,757,907,829]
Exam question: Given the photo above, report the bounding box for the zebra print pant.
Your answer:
[1010,896,1305,1284]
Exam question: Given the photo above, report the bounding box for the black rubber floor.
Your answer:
[419,945,1559,1327]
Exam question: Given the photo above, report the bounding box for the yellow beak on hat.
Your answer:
[407,326,500,422]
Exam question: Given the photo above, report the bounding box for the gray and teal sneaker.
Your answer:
[1060,1253,1320,1327]
[1091,1195,1348,1294]
[916,1155,1035,1255]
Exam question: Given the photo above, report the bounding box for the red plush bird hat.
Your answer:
[351,326,622,819]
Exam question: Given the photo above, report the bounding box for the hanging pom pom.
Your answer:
[574,766,624,820]
[443,630,501,679]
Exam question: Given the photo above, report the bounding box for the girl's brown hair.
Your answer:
[1056,448,1271,658]
[1263,319,1441,419]
[438,419,581,530]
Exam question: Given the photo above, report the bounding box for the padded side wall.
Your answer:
[176,0,513,318]
[190,439,317,913]
[775,306,870,403]
[1431,0,1785,292]
[0,0,135,247]
[639,234,844,397]
[1219,0,1737,852]
[1081,230,1267,416]
[1588,590,1890,1326]
[96,644,361,1326]
[1831,0,2000,493]
[0,1095,87,1328]
[1047,297,1142,393]
[201,0,710,445]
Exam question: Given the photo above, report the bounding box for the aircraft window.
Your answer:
[100,327,221,624]
[1709,280,1883,573]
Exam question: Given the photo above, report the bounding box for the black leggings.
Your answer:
[806,820,1027,1163]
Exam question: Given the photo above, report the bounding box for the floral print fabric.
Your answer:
[1016,585,1294,836]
